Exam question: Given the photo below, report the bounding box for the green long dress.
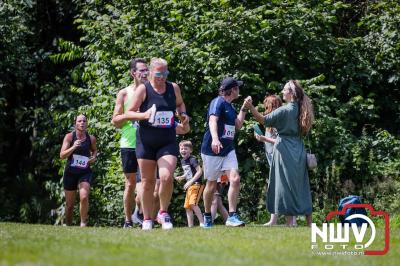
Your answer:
[265,101,312,215]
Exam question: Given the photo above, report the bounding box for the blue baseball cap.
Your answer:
[220,77,243,91]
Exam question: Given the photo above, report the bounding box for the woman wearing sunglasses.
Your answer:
[120,57,189,230]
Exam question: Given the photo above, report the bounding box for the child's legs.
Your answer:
[190,204,204,224]
[217,196,228,222]
[186,208,194,227]
[211,193,219,221]
[186,184,204,225]
[184,185,194,227]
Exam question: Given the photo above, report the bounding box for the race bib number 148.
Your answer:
[71,154,89,169]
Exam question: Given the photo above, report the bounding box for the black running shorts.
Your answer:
[63,171,92,191]
[120,148,138,174]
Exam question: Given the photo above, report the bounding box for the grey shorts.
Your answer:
[201,150,238,181]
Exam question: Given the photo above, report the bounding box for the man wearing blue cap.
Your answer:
[201,77,248,228]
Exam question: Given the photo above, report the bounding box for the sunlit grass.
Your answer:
[0,223,398,266]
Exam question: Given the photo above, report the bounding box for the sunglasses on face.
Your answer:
[153,70,169,78]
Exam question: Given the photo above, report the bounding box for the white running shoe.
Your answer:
[142,220,153,231]
[225,213,245,227]
[157,212,173,230]
[132,209,143,226]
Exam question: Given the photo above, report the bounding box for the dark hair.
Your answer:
[129,58,147,71]
[218,88,233,96]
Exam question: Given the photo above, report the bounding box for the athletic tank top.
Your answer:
[120,85,137,148]
[66,131,92,174]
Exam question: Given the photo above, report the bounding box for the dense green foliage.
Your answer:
[0,0,80,222]
[1,0,399,226]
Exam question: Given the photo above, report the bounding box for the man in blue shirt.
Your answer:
[201,77,248,228]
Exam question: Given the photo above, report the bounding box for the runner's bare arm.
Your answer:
[255,134,276,144]
[244,96,265,125]
[60,133,76,159]
[88,135,97,164]
[235,102,247,130]
[191,165,203,182]
[173,83,189,124]
[111,89,126,128]
[123,84,151,120]
[209,115,222,154]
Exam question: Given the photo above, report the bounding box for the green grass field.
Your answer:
[0,223,398,266]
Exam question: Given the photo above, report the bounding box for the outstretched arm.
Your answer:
[255,134,276,144]
[244,96,265,125]
[235,101,248,130]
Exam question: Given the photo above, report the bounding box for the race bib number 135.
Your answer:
[152,111,174,128]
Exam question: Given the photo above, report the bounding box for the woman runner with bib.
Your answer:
[60,114,97,227]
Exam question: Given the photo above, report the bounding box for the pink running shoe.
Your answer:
[157,211,173,230]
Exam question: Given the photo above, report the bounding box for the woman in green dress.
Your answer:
[244,80,314,226]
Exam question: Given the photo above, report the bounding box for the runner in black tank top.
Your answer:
[60,114,97,227]
[120,58,189,230]
[64,131,92,175]
[136,81,178,159]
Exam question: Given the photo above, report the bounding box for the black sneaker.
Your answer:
[123,221,133,228]
[132,210,143,226]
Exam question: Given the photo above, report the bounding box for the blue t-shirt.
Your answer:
[201,96,237,157]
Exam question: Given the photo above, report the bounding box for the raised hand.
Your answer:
[72,139,82,149]
[244,96,253,109]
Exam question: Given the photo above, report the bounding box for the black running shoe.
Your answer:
[123,221,133,228]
